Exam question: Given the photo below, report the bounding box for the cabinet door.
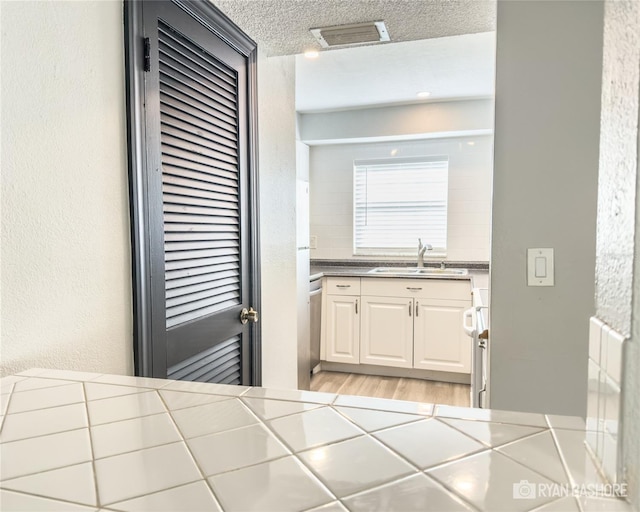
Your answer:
[325,295,360,364]
[360,296,413,368]
[414,299,471,373]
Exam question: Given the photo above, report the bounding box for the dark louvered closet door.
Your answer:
[141,1,257,385]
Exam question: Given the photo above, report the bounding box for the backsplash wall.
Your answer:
[309,136,493,261]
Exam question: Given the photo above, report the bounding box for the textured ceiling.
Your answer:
[295,32,495,112]
[212,0,496,57]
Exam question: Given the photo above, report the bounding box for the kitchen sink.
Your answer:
[367,267,417,274]
[367,267,468,276]
[415,268,468,276]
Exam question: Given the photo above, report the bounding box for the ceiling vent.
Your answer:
[310,21,390,48]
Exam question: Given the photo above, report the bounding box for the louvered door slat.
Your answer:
[163,157,237,181]
[160,87,236,134]
[160,72,237,119]
[164,225,238,236]
[160,94,237,142]
[163,174,238,196]
[167,336,242,384]
[159,25,236,87]
[164,204,238,217]
[161,106,238,151]
[165,240,239,252]
[166,262,239,282]
[162,144,237,174]
[160,91,238,144]
[166,283,239,309]
[161,124,238,162]
[165,254,238,272]
[166,275,238,298]
[162,134,237,169]
[158,52,237,109]
[164,215,238,227]
[159,19,241,331]
[163,191,237,211]
[167,291,240,327]
[161,118,238,159]
[166,268,239,289]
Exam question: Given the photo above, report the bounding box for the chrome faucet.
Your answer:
[417,238,432,267]
[440,261,446,270]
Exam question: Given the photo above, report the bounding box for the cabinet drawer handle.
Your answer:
[355,299,358,314]
[336,284,351,288]
[409,301,412,316]
[416,301,419,317]
[406,287,422,291]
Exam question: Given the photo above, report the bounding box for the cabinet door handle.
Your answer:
[416,301,419,316]
[336,284,351,288]
[406,287,423,291]
[409,301,412,316]
[355,299,358,314]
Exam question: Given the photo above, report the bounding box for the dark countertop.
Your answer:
[310,260,489,286]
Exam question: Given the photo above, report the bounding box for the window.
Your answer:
[353,156,449,255]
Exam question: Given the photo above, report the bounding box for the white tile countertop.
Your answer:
[0,369,632,512]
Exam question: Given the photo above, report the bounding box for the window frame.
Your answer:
[352,155,449,257]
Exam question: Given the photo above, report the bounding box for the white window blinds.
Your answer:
[353,156,449,254]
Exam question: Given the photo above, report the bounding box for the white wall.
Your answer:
[595,0,640,505]
[256,51,299,389]
[310,136,493,262]
[299,99,494,145]
[0,1,133,376]
[490,0,603,416]
[0,1,301,389]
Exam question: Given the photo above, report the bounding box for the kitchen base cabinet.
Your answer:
[414,299,471,373]
[360,296,413,368]
[322,277,361,364]
[321,276,472,376]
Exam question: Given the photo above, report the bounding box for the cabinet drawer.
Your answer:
[361,278,471,300]
[325,277,361,295]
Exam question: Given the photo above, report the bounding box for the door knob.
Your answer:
[240,307,259,325]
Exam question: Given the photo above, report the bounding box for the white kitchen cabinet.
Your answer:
[322,276,472,375]
[414,299,471,373]
[360,296,414,368]
[324,295,360,364]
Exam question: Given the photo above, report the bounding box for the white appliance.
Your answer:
[463,288,489,408]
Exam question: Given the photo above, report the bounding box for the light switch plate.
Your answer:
[309,235,318,249]
[527,248,554,286]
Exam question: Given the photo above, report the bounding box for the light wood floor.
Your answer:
[310,371,470,407]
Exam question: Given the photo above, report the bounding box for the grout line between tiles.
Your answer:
[339,471,483,512]
[156,389,225,511]
[297,435,423,504]
[0,486,99,510]
[0,384,15,433]
[240,396,324,422]
[364,415,492,477]
[496,434,575,485]
[421,469,484,512]
[5,397,88,417]
[244,405,340,506]
[10,379,79,394]
[81,382,102,509]
[1,423,90,446]
[104,481,214,511]
[440,417,549,450]
[550,427,590,492]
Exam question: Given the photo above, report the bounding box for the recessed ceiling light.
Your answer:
[416,91,431,98]
[304,50,320,59]
[390,149,398,156]
[467,141,476,146]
